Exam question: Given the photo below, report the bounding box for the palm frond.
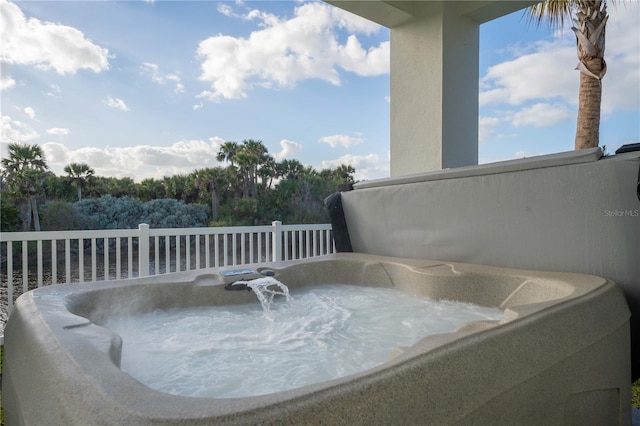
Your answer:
[526,0,576,30]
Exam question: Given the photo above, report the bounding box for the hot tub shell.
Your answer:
[337,147,640,379]
[2,253,631,425]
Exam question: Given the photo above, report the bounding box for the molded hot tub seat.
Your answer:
[2,253,631,425]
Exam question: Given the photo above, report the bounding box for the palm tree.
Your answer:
[257,155,277,193]
[234,140,269,199]
[107,177,138,198]
[1,142,49,231]
[192,167,228,221]
[527,0,612,150]
[138,178,167,201]
[278,159,305,181]
[64,162,95,201]
[216,141,239,166]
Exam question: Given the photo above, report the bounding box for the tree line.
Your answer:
[0,140,355,232]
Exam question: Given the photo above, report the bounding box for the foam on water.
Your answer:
[105,284,502,398]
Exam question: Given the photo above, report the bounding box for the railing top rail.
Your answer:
[147,225,274,237]
[0,223,333,243]
[0,228,141,241]
[280,224,333,231]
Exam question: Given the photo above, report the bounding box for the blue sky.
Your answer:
[1,0,639,182]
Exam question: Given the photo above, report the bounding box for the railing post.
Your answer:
[271,221,282,262]
[138,223,150,277]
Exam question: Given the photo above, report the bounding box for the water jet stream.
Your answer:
[231,277,292,319]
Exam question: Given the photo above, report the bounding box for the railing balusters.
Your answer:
[7,242,13,311]
[241,232,246,265]
[127,237,133,278]
[104,238,110,281]
[205,234,210,269]
[78,238,84,282]
[154,236,160,275]
[232,234,237,265]
[214,235,220,268]
[22,241,28,294]
[51,240,57,285]
[37,240,43,288]
[223,233,228,266]
[91,239,97,282]
[116,237,122,280]
[185,235,191,272]
[164,236,168,273]
[65,239,71,283]
[1,222,334,319]
[195,234,201,270]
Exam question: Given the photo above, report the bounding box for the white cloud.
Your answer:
[103,96,130,111]
[209,136,225,151]
[479,116,501,144]
[0,0,110,84]
[197,2,389,101]
[599,1,640,113]
[318,133,364,149]
[46,84,61,97]
[1,114,40,144]
[217,3,234,17]
[320,153,389,181]
[24,106,35,119]
[140,62,184,94]
[510,103,573,128]
[338,36,390,76]
[46,127,69,136]
[1,64,16,90]
[480,41,576,106]
[275,139,302,160]
[41,138,226,181]
[480,2,639,115]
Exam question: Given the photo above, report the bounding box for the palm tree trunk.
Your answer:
[211,185,219,221]
[574,57,603,150]
[30,197,41,231]
[20,201,31,231]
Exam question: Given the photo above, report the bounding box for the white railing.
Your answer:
[0,221,334,315]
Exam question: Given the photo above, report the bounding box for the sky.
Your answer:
[1,0,639,183]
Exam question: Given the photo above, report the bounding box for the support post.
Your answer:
[138,223,150,277]
[391,1,478,175]
[271,221,282,262]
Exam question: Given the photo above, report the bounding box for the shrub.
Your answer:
[0,198,20,232]
[75,195,144,229]
[143,199,208,228]
[40,201,93,231]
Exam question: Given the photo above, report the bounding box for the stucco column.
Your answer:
[326,0,538,176]
[391,2,479,175]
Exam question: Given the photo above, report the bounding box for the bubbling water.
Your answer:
[231,277,292,319]
[105,283,502,399]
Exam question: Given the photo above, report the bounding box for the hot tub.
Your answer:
[2,253,631,424]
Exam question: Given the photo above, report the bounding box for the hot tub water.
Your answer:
[105,281,503,399]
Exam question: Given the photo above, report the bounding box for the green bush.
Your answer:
[72,195,208,230]
[0,198,20,232]
[40,201,94,231]
[144,199,208,228]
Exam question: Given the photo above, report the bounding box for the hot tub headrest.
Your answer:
[324,190,353,253]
